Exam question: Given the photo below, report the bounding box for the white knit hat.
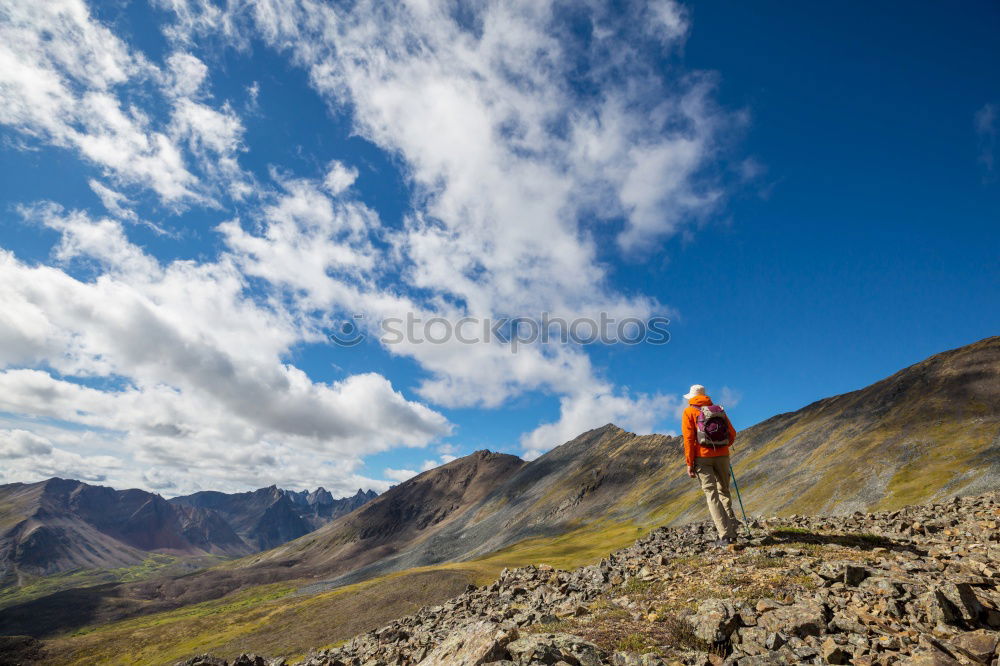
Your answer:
[683,384,706,400]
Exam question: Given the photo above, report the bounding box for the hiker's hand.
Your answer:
[687,465,696,478]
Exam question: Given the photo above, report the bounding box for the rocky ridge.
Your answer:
[244,336,1000,596]
[169,487,379,551]
[182,490,1000,666]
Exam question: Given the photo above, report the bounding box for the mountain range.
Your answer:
[0,335,996,660]
[169,485,377,551]
[239,335,999,592]
[0,480,377,588]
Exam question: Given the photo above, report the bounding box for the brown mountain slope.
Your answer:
[256,335,1000,589]
[0,479,381,593]
[2,336,997,641]
[0,479,251,587]
[0,451,527,636]
[239,450,527,572]
[725,333,1000,515]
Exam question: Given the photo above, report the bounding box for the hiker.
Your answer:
[681,384,740,546]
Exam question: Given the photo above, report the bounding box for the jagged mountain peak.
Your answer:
[0,476,385,586]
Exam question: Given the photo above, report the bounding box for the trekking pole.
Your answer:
[730,463,752,538]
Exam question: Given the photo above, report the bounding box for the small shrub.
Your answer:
[524,618,569,633]
[596,606,631,620]
[658,613,710,652]
[717,572,752,588]
[615,632,658,653]
[622,578,654,595]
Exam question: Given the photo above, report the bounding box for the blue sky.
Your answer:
[0,0,996,497]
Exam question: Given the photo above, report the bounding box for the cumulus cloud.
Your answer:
[0,1,251,206]
[0,0,741,490]
[419,452,458,472]
[323,161,359,195]
[0,429,54,459]
[217,0,727,452]
[521,389,681,460]
[152,0,243,47]
[719,386,743,409]
[89,180,138,222]
[0,0,195,202]
[163,51,210,99]
[231,0,733,299]
[0,425,121,483]
[384,467,419,483]
[0,203,451,495]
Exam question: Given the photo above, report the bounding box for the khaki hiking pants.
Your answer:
[695,455,739,539]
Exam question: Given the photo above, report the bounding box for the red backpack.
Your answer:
[695,404,731,447]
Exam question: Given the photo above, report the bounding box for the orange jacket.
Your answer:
[681,394,736,467]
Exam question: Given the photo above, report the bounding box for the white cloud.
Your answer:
[169,96,250,199]
[521,389,681,460]
[646,0,689,43]
[0,1,195,201]
[719,386,743,409]
[323,161,359,195]
[0,204,451,495]
[88,180,174,235]
[418,452,458,472]
[0,2,251,206]
[0,0,740,491]
[384,467,418,482]
[0,426,121,483]
[173,0,729,454]
[152,0,242,47]
[25,203,160,277]
[89,180,138,222]
[163,51,209,99]
[233,0,732,304]
[0,429,54,459]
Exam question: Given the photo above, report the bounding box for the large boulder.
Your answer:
[231,655,269,666]
[948,629,1000,663]
[418,621,518,665]
[691,599,741,644]
[756,601,828,638]
[505,633,605,666]
[924,584,986,629]
[732,627,785,656]
[907,636,966,666]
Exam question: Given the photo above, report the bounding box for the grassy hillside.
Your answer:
[42,521,648,665]
[276,334,999,593]
[5,336,998,664]
[0,554,225,612]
